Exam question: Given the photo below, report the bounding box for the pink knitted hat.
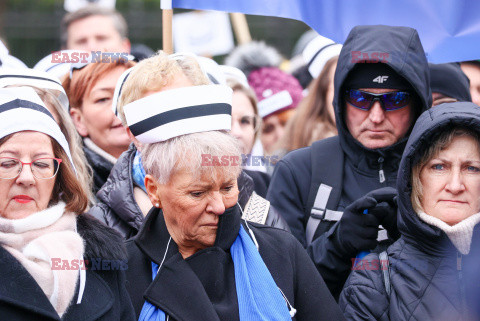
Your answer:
[248,67,303,119]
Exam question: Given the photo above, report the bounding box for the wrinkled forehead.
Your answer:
[171,160,240,188]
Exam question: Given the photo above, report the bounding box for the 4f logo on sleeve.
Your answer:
[373,76,389,83]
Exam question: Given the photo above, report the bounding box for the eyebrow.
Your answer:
[0,150,19,156]
[91,88,114,94]
[0,150,53,158]
[431,158,480,164]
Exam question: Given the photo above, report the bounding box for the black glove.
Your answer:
[371,191,400,240]
[332,187,398,257]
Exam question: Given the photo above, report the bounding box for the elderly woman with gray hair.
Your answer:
[120,57,344,320]
[340,102,480,320]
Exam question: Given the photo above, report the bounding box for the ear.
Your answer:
[70,107,89,137]
[127,127,143,151]
[145,174,162,208]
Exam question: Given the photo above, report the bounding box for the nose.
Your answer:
[273,124,285,142]
[230,120,243,139]
[15,165,35,186]
[368,101,386,124]
[206,192,226,215]
[445,169,465,194]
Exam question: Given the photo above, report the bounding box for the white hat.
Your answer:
[124,84,232,143]
[34,50,89,80]
[0,87,75,171]
[0,40,27,70]
[303,35,342,78]
[0,68,69,111]
[219,65,249,88]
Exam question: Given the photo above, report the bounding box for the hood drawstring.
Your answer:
[378,156,385,183]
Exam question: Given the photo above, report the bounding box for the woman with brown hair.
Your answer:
[0,87,134,320]
[63,58,135,193]
[0,68,95,204]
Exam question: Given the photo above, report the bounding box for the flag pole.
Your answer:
[161,0,174,54]
[230,13,252,44]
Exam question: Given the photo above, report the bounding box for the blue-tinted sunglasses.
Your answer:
[344,89,411,111]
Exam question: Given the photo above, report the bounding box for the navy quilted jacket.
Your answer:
[339,102,480,320]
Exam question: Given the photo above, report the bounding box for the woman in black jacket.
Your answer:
[0,87,134,320]
[340,102,480,320]
[118,55,344,320]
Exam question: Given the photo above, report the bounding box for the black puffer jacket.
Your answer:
[340,102,480,320]
[267,25,431,298]
[89,144,290,239]
[84,143,115,195]
[89,145,144,239]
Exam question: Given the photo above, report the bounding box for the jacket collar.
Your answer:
[134,205,241,321]
[135,205,241,264]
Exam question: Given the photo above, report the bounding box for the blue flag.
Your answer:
[172,0,480,63]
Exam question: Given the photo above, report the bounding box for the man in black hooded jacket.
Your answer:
[267,25,432,298]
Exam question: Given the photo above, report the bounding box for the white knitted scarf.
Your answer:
[0,202,84,316]
[417,211,480,255]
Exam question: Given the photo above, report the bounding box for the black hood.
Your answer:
[333,25,431,171]
[396,102,480,255]
[429,62,472,102]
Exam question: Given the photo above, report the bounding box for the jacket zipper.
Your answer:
[457,252,467,318]
[378,156,385,183]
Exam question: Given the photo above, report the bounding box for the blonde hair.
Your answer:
[227,79,261,142]
[117,51,210,126]
[277,57,338,152]
[411,127,480,213]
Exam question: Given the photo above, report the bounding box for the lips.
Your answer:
[440,200,467,204]
[13,195,33,204]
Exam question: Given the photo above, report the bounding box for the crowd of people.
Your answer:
[0,4,480,321]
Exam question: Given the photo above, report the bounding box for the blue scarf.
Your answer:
[132,150,147,192]
[139,225,292,321]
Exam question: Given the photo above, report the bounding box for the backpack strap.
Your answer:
[379,250,391,298]
[305,137,344,245]
[242,192,270,225]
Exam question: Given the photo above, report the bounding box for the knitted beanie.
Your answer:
[248,67,303,118]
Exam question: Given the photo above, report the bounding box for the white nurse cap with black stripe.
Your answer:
[0,68,69,111]
[0,87,75,171]
[123,84,232,144]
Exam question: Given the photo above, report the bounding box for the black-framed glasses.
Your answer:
[0,157,62,180]
[344,89,411,111]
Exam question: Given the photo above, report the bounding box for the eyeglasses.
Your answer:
[232,115,261,132]
[0,157,62,180]
[344,89,411,111]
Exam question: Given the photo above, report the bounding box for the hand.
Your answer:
[333,187,397,257]
[369,190,400,240]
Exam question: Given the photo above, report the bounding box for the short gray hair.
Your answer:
[60,5,128,49]
[411,126,480,213]
[141,131,242,184]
